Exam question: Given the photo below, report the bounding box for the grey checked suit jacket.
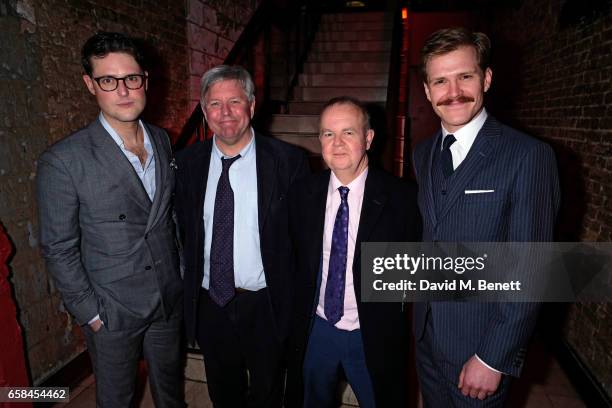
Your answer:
[37,118,182,331]
[412,116,560,378]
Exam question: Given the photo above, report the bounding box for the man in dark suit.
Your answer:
[37,32,184,407]
[287,96,421,408]
[412,27,560,406]
[174,65,309,407]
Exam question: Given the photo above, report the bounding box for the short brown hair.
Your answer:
[421,27,491,81]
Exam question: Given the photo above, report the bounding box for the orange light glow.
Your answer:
[401,7,408,20]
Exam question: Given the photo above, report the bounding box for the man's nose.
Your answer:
[116,79,129,96]
[221,102,231,115]
[448,79,461,97]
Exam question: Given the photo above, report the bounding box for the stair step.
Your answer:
[320,12,386,23]
[270,132,321,155]
[287,101,327,115]
[313,40,390,52]
[268,114,319,133]
[304,61,388,74]
[318,21,393,32]
[315,30,391,42]
[307,51,390,62]
[299,73,388,87]
[294,86,387,102]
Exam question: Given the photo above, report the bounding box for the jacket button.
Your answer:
[145,265,152,270]
[119,214,126,220]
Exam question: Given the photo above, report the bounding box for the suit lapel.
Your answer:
[436,117,500,223]
[422,132,441,228]
[255,134,278,235]
[353,168,387,299]
[310,172,330,292]
[89,120,152,212]
[144,124,164,233]
[194,141,213,236]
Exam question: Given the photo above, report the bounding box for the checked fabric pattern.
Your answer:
[324,186,350,325]
[209,155,241,307]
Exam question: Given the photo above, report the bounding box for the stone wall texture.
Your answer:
[483,0,612,397]
[1,0,254,383]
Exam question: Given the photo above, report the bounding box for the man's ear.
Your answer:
[250,97,256,119]
[423,81,432,102]
[365,129,375,150]
[144,70,149,91]
[83,75,96,96]
[483,67,492,93]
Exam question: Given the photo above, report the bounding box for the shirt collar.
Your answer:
[441,108,488,151]
[329,166,368,198]
[98,112,150,149]
[211,127,255,161]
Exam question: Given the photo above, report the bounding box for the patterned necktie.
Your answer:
[441,134,456,178]
[324,186,350,325]
[209,155,241,307]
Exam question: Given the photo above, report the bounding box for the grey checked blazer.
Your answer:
[37,118,182,331]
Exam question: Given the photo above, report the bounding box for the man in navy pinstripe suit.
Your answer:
[412,28,560,406]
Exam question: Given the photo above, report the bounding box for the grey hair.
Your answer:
[200,65,255,104]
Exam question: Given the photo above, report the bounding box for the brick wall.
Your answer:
[186,0,260,109]
[483,0,612,397]
[1,0,257,384]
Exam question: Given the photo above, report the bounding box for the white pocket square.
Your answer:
[465,189,495,194]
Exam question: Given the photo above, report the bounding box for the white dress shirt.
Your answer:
[441,108,488,171]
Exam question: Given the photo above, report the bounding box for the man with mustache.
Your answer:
[412,28,560,406]
[174,65,309,407]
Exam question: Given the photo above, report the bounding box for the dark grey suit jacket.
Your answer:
[37,118,182,331]
[412,116,560,377]
[287,167,421,407]
[174,133,310,343]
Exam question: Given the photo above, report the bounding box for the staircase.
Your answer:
[266,11,392,165]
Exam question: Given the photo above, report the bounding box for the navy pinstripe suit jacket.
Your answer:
[412,116,560,377]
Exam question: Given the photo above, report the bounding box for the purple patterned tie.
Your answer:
[209,155,241,307]
[324,186,350,325]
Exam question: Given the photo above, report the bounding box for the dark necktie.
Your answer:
[324,186,350,325]
[209,155,241,307]
[441,134,456,178]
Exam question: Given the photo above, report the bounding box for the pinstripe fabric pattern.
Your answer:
[412,116,560,404]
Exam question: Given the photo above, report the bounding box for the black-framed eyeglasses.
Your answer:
[93,74,147,92]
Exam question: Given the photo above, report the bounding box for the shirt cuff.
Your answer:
[87,314,103,325]
[475,354,504,374]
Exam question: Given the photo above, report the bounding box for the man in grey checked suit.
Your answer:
[412,28,560,406]
[37,32,184,407]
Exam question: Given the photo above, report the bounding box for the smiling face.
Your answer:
[319,103,374,185]
[423,46,492,133]
[82,52,147,129]
[202,79,255,156]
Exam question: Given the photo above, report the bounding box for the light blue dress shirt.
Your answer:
[202,129,266,291]
[99,113,156,201]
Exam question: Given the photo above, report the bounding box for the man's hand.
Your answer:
[458,355,502,400]
[89,318,103,333]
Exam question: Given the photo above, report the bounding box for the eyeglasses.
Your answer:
[92,74,147,92]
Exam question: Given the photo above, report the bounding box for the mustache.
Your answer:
[437,95,475,106]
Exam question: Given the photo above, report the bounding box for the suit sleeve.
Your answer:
[476,142,560,376]
[37,150,99,325]
[292,149,311,183]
